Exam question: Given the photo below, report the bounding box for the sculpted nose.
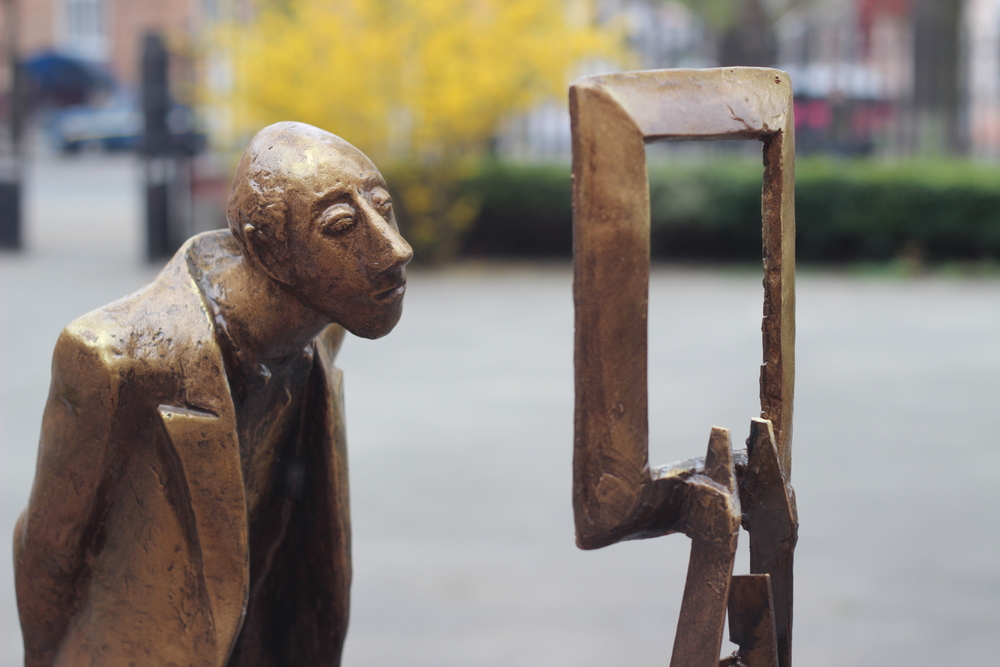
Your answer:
[386,225,413,269]
[368,214,413,272]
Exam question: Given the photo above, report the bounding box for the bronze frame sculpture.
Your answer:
[571,68,798,667]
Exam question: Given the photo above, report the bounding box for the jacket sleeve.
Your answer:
[13,326,121,667]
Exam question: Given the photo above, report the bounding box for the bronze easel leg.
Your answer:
[670,428,740,667]
[723,574,779,667]
[742,419,798,667]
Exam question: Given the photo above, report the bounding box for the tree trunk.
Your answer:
[718,0,778,67]
[912,0,964,153]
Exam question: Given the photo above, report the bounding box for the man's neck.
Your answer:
[204,254,330,369]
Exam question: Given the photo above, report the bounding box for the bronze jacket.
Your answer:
[14,232,352,667]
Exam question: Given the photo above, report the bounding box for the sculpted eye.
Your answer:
[319,203,357,235]
[371,188,392,218]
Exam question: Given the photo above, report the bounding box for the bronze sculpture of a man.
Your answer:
[14,121,412,666]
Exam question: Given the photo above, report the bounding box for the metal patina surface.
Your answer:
[570,68,798,667]
[13,122,412,667]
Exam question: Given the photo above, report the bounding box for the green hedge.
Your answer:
[458,158,1000,262]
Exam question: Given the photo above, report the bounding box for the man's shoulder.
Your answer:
[185,229,243,273]
[58,231,236,368]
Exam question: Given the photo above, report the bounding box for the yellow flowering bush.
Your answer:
[215,0,617,261]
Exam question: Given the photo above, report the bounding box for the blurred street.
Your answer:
[1,152,998,667]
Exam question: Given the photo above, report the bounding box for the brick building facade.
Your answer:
[2,0,208,86]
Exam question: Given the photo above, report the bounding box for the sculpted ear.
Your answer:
[242,219,294,285]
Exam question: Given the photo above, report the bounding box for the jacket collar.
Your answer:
[153,231,346,664]
[154,234,250,663]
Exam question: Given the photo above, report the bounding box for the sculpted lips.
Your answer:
[374,281,406,302]
[373,266,407,302]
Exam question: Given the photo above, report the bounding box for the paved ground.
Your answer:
[1,152,998,666]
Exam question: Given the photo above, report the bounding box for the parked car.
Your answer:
[49,92,206,155]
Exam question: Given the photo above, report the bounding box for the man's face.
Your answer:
[280,139,413,339]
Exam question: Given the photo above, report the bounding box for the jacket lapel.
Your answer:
[153,239,349,664]
[159,404,248,666]
[154,240,250,665]
[312,325,353,633]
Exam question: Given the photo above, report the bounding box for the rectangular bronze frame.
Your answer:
[571,67,795,486]
[570,68,797,667]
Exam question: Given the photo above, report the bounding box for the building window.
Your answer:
[61,0,109,62]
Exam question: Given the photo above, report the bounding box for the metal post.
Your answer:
[142,32,174,261]
[0,0,22,250]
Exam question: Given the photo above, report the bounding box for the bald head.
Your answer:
[222,121,412,338]
[227,121,378,267]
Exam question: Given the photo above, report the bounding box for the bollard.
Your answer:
[142,32,186,261]
[0,0,22,250]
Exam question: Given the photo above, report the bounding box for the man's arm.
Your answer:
[14,326,121,666]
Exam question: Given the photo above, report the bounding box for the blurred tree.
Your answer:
[215,0,616,262]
